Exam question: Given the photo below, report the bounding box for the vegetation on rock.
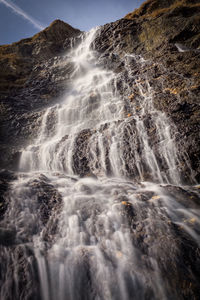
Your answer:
[0,20,80,94]
[125,0,200,21]
[0,0,199,179]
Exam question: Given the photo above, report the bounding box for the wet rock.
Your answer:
[0,244,41,300]
[0,170,16,219]
[26,175,63,242]
[90,0,200,182]
[1,1,200,179]
[0,3,200,299]
[0,228,17,246]
[0,21,81,170]
[122,183,200,300]
[72,129,93,177]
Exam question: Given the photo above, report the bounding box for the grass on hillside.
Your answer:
[125,0,200,20]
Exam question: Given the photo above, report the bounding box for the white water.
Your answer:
[1,28,200,300]
[20,28,124,176]
[19,28,182,184]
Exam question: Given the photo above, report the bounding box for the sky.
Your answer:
[0,0,144,45]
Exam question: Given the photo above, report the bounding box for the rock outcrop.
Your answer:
[0,20,81,168]
[0,20,80,95]
[92,0,200,182]
[0,2,200,299]
[125,0,200,182]
[0,0,200,181]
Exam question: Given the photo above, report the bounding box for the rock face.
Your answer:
[0,2,200,299]
[0,20,80,94]
[124,0,200,181]
[92,1,200,180]
[0,20,81,168]
[91,0,200,182]
[0,0,200,181]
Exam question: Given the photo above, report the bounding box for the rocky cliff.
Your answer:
[0,0,200,182]
[0,19,80,94]
[0,1,200,299]
[93,0,200,183]
[0,20,81,167]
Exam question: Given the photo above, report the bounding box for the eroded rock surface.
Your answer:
[0,3,200,298]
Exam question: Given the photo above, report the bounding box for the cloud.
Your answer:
[0,0,44,30]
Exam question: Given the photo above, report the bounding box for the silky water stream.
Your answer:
[0,28,200,300]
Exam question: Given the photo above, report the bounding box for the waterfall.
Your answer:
[19,28,124,176]
[0,28,200,300]
[19,28,182,184]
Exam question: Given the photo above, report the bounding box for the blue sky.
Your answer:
[0,0,143,45]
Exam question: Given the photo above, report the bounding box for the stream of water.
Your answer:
[0,28,200,300]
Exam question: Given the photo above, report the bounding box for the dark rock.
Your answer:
[1,4,199,178]
[0,21,81,169]
[0,4,200,299]
[0,228,17,246]
[0,170,16,219]
[72,129,93,176]
[24,175,63,243]
[91,0,200,182]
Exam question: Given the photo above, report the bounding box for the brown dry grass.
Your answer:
[125,0,200,20]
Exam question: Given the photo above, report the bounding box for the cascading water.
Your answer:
[20,29,125,176]
[0,28,200,300]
